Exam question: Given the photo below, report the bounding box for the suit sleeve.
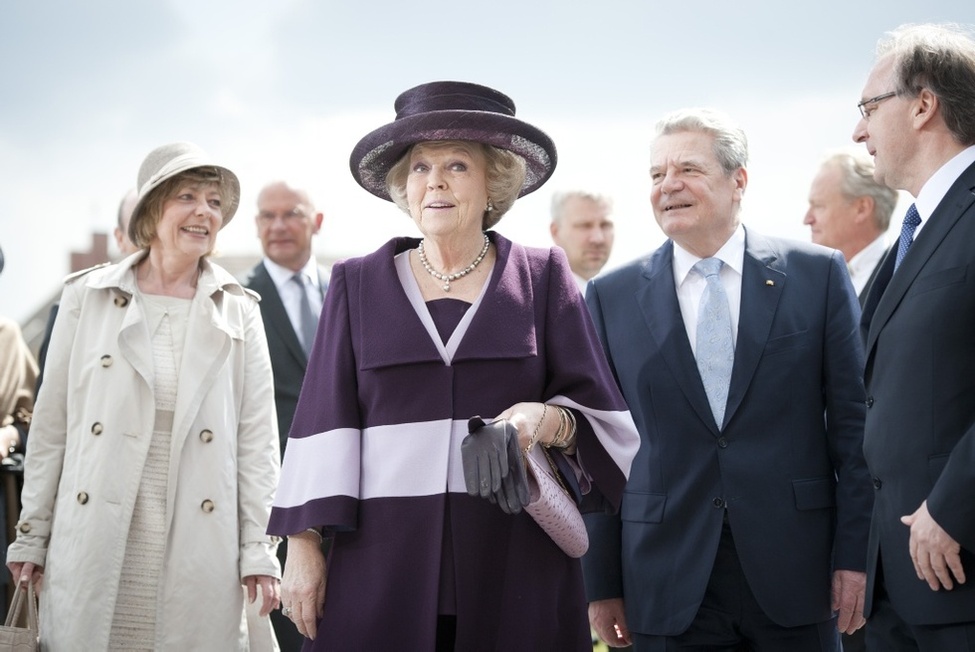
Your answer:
[927,427,975,550]
[823,250,873,571]
[579,278,626,601]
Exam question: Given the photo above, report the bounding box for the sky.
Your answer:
[0,0,969,329]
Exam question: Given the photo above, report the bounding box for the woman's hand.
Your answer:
[497,402,556,451]
[281,531,328,640]
[243,574,281,617]
[6,561,43,592]
[0,424,19,459]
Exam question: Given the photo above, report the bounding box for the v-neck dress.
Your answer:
[269,232,639,651]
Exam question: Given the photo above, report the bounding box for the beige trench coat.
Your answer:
[7,253,281,650]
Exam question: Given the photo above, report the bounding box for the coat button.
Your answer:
[872,478,882,490]
[100,355,113,368]
[91,422,104,435]
[17,522,30,534]
[865,397,874,408]
[201,499,215,513]
[717,437,728,448]
[77,492,89,504]
[199,429,214,443]
[712,497,725,508]
[114,295,129,307]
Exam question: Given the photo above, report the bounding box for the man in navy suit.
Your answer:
[244,180,328,650]
[853,23,975,651]
[582,108,873,651]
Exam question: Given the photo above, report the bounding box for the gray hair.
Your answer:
[654,108,748,174]
[821,151,898,231]
[878,23,975,146]
[550,191,613,225]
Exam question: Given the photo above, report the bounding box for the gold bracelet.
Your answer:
[525,404,548,454]
[547,406,567,448]
[547,407,577,449]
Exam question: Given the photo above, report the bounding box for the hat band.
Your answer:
[397,92,514,119]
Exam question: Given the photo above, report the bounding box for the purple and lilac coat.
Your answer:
[268,232,639,650]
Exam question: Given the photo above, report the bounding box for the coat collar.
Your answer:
[357,232,537,370]
[85,250,250,302]
[81,252,252,459]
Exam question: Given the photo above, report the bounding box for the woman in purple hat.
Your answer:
[269,81,640,650]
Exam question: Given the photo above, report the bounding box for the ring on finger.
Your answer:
[281,606,292,617]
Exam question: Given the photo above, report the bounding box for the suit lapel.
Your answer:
[638,242,718,432]
[724,230,784,428]
[249,263,307,366]
[866,162,975,357]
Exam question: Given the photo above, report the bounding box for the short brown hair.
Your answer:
[130,167,237,249]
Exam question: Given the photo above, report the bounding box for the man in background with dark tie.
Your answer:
[244,180,328,650]
[582,107,873,651]
[853,22,975,651]
[803,150,899,306]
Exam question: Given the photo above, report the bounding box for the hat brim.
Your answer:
[129,163,240,245]
[350,110,557,201]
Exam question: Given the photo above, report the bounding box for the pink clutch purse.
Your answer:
[523,445,589,558]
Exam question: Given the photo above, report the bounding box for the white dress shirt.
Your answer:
[261,257,325,338]
[672,224,745,357]
[847,234,888,297]
[913,145,975,239]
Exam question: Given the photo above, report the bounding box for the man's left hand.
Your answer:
[831,569,866,634]
[901,500,966,591]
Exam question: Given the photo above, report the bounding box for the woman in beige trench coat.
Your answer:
[6,142,281,650]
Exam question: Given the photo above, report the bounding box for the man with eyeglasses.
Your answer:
[853,22,975,652]
[245,180,328,651]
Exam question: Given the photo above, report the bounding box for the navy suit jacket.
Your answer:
[860,159,975,624]
[244,261,328,454]
[582,227,873,635]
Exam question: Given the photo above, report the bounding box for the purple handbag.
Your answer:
[523,445,589,558]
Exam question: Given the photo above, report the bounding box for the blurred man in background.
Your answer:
[804,151,897,304]
[550,190,615,292]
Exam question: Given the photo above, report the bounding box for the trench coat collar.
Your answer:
[83,252,253,491]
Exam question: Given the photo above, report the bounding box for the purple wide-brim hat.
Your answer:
[350,81,557,201]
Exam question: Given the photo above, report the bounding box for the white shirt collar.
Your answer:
[914,145,975,237]
[262,256,321,293]
[672,223,746,288]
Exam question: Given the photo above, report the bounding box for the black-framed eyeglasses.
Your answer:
[857,91,897,119]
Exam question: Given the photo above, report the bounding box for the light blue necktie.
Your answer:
[894,203,921,271]
[291,273,318,356]
[694,258,734,428]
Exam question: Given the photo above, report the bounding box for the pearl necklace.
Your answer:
[417,234,491,292]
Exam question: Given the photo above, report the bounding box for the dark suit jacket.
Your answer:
[582,227,873,636]
[244,261,328,454]
[860,159,975,625]
[858,255,886,308]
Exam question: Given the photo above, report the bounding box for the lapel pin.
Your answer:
[765,280,775,286]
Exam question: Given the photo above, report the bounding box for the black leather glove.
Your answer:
[462,417,530,514]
